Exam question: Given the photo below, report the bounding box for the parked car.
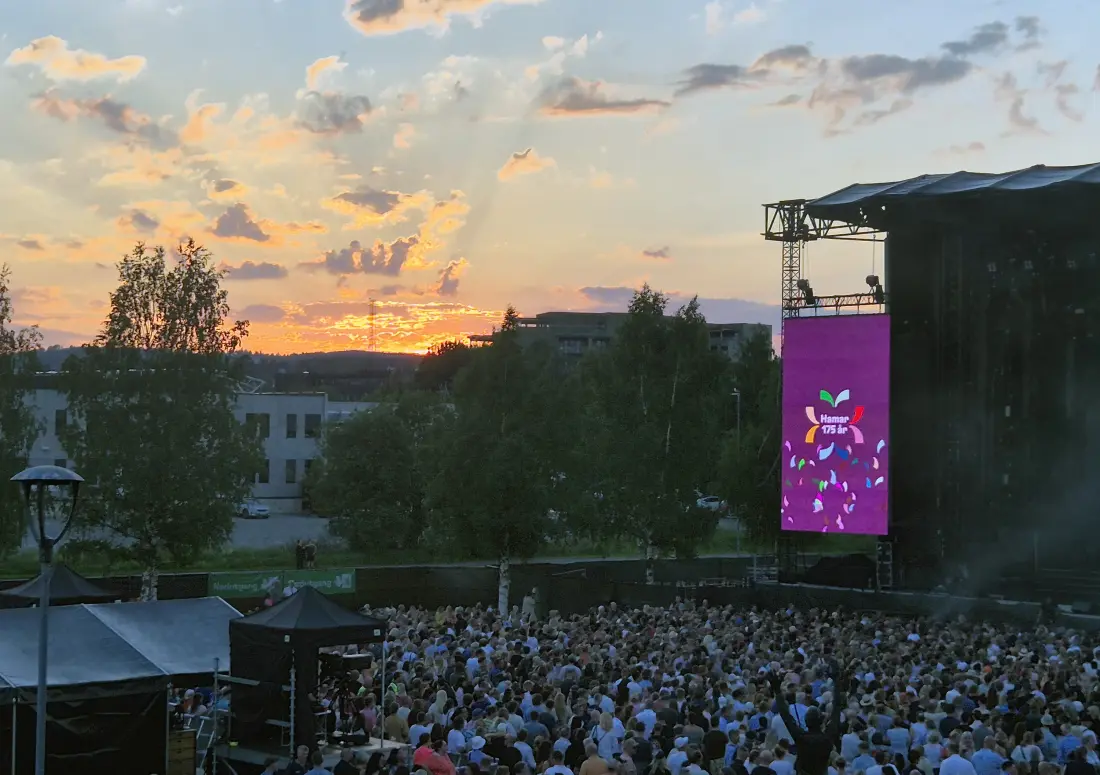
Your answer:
[696,495,729,514]
[238,499,270,519]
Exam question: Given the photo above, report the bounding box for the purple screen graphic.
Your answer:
[781,315,890,535]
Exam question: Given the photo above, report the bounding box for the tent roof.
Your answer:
[0,605,166,692]
[231,585,385,642]
[805,161,1100,228]
[0,563,116,603]
[0,597,242,698]
[83,596,241,678]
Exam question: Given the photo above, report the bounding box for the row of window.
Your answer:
[245,413,322,440]
[254,458,314,485]
[49,409,323,440]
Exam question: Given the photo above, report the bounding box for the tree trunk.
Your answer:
[644,542,658,585]
[140,566,159,601]
[497,556,511,614]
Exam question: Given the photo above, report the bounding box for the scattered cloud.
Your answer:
[297,90,373,134]
[31,90,171,144]
[941,21,1010,57]
[704,1,766,34]
[995,72,1043,135]
[497,148,555,181]
[206,178,248,199]
[641,246,671,260]
[1015,16,1042,51]
[539,77,669,117]
[433,258,468,296]
[223,261,289,280]
[305,55,346,90]
[676,45,815,96]
[945,141,986,155]
[525,33,600,82]
[208,203,327,245]
[344,0,544,37]
[393,122,416,149]
[6,36,146,82]
[238,303,287,323]
[322,185,433,229]
[180,97,224,145]
[304,237,424,277]
[16,239,45,251]
[117,208,161,233]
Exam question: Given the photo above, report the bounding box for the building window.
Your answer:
[53,458,67,468]
[256,459,270,485]
[285,459,297,484]
[304,459,314,475]
[304,414,322,438]
[54,409,67,435]
[559,339,584,355]
[286,413,298,439]
[246,413,271,439]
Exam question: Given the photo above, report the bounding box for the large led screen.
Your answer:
[781,315,890,535]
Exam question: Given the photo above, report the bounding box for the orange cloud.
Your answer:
[539,77,670,117]
[305,56,346,90]
[247,296,502,354]
[6,36,146,81]
[498,148,555,181]
[94,145,189,186]
[344,0,544,36]
[180,98,224,145]
[393,123,416,149]
[207,202,326,246]
[322,186,434,229]
[116,200,207,238]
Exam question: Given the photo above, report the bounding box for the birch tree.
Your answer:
[424,307,574,613]
[578,286,728,582]
[0,265,43,556]
[59,240,262,599]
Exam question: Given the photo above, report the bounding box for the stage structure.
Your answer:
[767,162,1100,595]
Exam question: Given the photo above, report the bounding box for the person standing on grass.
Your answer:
[295,539,306,570]
[305,539,317,570]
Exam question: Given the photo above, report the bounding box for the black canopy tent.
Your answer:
[0,563,117,607]
[228,586,386,752]
[0,597,241,775]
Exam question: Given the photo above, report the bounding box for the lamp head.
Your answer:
[11,465,84,551]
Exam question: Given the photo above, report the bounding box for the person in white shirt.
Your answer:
[939,743,977,775]
[771,745,795,775]
[668,738,690,775]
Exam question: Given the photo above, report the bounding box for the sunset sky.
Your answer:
[2,0,1096,353]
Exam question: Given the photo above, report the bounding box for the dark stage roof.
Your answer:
[807,161,1100,229]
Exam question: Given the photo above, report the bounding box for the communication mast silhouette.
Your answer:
[368,297,377,352]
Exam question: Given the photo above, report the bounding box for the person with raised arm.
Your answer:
[767,662,852,775]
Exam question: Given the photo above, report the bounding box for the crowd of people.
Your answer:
[272,600,1100,775]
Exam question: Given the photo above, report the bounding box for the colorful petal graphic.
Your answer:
[842,481,848,492]
[805,426,818,444]
[818,443,834,461]
[818,481,827,492]
[798,459,806,470]
[874,476,885,486]
[785,440,792,452]
[834,389,850,406]
[819,390,834,406]
[789,455,797,469]
[876,439,885,453]
[812,498,824,512]
[829,470,838,486]
[808,460,816,467]
[866,477,872,488]
[851,406,865,423]
[872,457,879,470]
[783,496,789,508]
[836,516,845,530]
[836,448,849,461]
[805,407,819,425]
[849,425,864,444]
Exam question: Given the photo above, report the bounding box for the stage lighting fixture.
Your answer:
[796,278,816,305]
[866,274,885,305]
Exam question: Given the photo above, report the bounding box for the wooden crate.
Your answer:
[167,729,196,775]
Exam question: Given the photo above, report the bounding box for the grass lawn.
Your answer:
[0,527,875,580]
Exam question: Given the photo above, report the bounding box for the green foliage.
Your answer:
[576,285,729,557]
[60,240,262,573]
[716,329,782,544]
[414,340,475,393]
[0,264,42,557]
[423,309,574,562]
[311,403,427,552]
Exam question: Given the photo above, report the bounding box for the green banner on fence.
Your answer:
[283,568,357,594]
[208,569,357,598]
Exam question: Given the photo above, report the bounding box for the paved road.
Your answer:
[22,513,333,551]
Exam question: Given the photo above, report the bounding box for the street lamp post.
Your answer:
[731,389,742,444]
[11,465,83,775]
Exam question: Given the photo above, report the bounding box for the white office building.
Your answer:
[26,381,376,513]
